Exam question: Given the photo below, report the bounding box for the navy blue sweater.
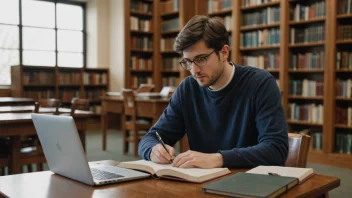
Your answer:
[138,64,288,168]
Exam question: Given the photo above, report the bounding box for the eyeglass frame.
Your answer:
[179,50,216,70]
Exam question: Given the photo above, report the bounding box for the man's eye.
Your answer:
[196,57,206,61]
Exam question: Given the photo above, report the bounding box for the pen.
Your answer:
[268,172,281,176]
[155,131,173,163]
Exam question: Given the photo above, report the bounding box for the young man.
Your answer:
[138,15,288,168]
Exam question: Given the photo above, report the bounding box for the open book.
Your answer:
[246,166,314,184]
[118,160,230,183]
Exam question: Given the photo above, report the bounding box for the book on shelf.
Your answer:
[117,160,230,183]
[203,171,299,198]
[207,0,232,13]
[335,133,352,154]
[290,1,326,21]
[336,51,352,69]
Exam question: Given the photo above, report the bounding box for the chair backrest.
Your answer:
[70,98,90,115]
[136,84,154,93]
[122,89,136,117]
[285,133,311,168]
[38,98,61,115]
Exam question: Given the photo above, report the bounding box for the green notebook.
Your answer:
[203,172,298,198]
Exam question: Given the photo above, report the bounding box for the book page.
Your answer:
[246,166,314,182]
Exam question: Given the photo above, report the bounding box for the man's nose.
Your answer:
[191,63,201,73]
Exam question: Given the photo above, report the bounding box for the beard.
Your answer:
[193,61,224,88]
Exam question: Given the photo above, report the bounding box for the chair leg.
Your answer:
[133,130,138,157]
[37,163,43,171]
[27,164,32,172]
[123,130,129,155]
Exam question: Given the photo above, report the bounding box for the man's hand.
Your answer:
[172,150,223,168]
[150,144,175,164]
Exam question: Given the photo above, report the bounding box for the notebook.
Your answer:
[246,166,314,184]
[118,160,230,183]
[31,114,150,186]
[203,172,298,198]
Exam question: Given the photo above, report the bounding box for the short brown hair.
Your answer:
[173,15,229,55]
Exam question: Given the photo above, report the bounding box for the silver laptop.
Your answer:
[31,113,149,186]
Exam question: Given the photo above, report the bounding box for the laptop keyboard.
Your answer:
[91,168,124,180]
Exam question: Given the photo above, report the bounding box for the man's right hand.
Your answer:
[150,143,175,164]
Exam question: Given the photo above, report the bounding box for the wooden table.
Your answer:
[101,96,170,151]
[0,113,89,174]
[0,97,34,106]
[0,168,340,198]
[0,106,91,114]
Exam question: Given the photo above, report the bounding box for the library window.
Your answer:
[0,0,85,85]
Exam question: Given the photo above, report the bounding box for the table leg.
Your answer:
[102,112,107,151]
[9,136,21,174]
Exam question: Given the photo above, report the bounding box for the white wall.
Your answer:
[86,0,124,92]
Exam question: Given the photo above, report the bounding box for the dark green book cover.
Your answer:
[203,172,298,198]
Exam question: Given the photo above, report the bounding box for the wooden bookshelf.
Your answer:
[11,65,109,117]
[193,0,352,168]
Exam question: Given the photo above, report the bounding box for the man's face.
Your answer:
[182,40,224,88]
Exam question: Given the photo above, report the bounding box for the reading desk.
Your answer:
[0,167,340,198]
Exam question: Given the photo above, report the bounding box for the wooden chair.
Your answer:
[70,98,90,115]
[37,98,61,115]
[285,133,311,168]
[122,89,152,156]
[136,84,155,93]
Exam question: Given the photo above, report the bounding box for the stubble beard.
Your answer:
[194,60,224,88]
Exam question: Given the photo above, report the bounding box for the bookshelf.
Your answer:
[193,0,352,168]
[125,0,194,91]
[11,65,109,117]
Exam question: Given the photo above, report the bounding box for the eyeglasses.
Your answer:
[179,50,215,70]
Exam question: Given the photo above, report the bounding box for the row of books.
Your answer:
[59,72,81,85]
[242,7,280,27]
[130,17,152,32]
[83,73,107,85]
[290,79,324,97]
[24,90,55,100]
[311,132,323,150]
[289,1,326,21]
[162,77,180,86]
[207,0,232,13]
[161,18,179,33]
[288,103,324,123]
[241,0,279,7]
[130,56,153,70]
[131,76,153,88]
[130,0,152,14]
[337,25,352,41]
[290,52,325,70]
[131,36,153,50]
[161,37,176,51]
[59,90,80,102]
[336,51,352,69]
[336,79,352,98]
[23,71,55,85]
[336,107,352,126]
[240,28,280,47]
[85,89,105,101]
[335,133,352,154]
[290,25,325,44]
[218,15,233,31]
[242,53,280,69]
[162,57,180,71]
[160,0,179,14]
[337,0,352,15]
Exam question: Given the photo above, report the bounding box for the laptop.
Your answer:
[31,113,149,186]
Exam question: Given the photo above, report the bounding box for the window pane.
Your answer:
[0,49,19,85]
[23,50,55,66]
[22,0,55,28]
[57,3,83,30]
[58,52,83,67]
[0,0,19,25]
[57,30,83,52]
[0,25,19,49]
[23,27,55,51]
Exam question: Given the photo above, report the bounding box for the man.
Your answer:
[138,15,288,168]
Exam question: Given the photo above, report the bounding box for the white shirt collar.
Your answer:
[208,63,235,92]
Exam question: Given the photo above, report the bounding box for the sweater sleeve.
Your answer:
[138,84,187,160]
[219,76,289,168]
